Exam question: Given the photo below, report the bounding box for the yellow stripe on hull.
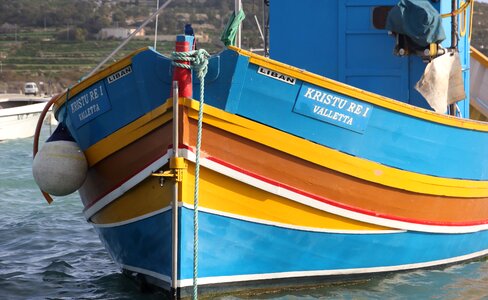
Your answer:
[180,163,391,231]
[90,175,172,224]
[90,158,390,230]
[185,99,488,198]
[84,98,488,199]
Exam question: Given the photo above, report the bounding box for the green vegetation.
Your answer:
[0,0,487,94]
[0,0,266,93]
[0,34,175,92]
[472,1,488,54]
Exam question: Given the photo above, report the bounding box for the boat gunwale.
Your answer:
[51,47,149,115]
[53,45,488,133]
[230,46,488,132]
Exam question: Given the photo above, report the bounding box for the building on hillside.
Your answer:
[155,33,210,43]
[194,13,209,24]
[194,33,210,43]
[98,27,146,39]
[0,23,16,33]
[176,13,191,23]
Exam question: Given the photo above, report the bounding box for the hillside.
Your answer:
[0,0,266,94]
[0,0,487,95]
[472,1,488,54]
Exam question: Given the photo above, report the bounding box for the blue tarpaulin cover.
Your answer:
[386,0,446,47]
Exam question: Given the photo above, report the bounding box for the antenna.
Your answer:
[154,0,160,50]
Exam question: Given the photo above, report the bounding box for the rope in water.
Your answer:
[171,48,209,300]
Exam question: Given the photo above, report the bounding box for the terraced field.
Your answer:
[1,1,487,94]
[0,28,218,94]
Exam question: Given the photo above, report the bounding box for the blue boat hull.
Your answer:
[93,206,488,294]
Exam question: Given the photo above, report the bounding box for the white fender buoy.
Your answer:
[32,124,87,196]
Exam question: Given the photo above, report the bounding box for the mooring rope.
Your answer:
[171,48,210,300]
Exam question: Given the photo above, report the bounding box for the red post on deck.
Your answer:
[172,35,195,98]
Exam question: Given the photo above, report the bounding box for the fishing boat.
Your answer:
[33,0,488,298]
[0,95,52,141]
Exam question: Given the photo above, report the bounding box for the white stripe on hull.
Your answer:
[85,147,488,234]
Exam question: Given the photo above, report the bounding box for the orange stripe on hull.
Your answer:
[183,118,488,225]
[79,121,173,209]
[82,104,488,227]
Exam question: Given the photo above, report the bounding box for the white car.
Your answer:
[24,82,39,96]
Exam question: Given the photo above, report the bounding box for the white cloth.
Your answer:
[415,52,466,113]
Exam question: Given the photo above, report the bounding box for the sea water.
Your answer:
[1,126,488,299]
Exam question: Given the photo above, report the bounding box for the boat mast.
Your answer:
[264,0,269,57]
[154,0,160,50]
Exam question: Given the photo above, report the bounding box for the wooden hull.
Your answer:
[49,46,488,296]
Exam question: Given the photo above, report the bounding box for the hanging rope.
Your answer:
[171,48,210,300]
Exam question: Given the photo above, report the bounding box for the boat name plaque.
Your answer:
[258,66,296,85]
[293,83,373,133]
[107,65,132,84]
[68,81,111,128]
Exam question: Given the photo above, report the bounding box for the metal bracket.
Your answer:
[152,157,186,184]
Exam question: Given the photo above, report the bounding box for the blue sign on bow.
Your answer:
[68,81,111,128]
[293,83,373,133]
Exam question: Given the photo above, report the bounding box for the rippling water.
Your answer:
[2,127,488,299]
